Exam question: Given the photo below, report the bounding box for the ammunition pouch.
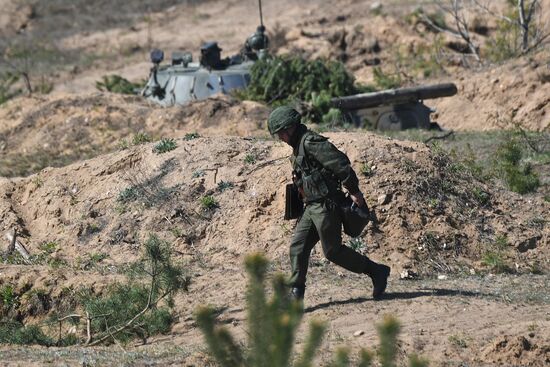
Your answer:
[285,183,304,220]
[339,195,370,237]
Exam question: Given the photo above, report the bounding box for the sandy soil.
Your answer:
[0,0,549,366]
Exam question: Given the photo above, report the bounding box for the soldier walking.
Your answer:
[268,106,390,301]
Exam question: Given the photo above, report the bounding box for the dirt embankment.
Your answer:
[1,133,547,275]
[0,93,269,177]
[0,132,548,365]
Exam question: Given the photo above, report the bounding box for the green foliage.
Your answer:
[82,284,173,343]
[482,235,511,273]
[34,76,54,95]
[471,187,490,206]
[378,315,400,367]
[95,74,142,94]
[372,67,401,90]
[79,234,190,345]
[153,138,177,154]
[484,4,520,63]
[39,241,57,254]
[0,71,21,105]
[132,132,152,145]
[448,334,468,348]
[201,195,219,210]
[192,169,205,178]
[244,153,257,164]
[322,108,347,126]
[238,55,360,123]
[391,39,446,80]
[1,285,17,309]
[0,320,53,346]
[405,8,446,30]
[347,238,365,252]
[117,187,139,203]
[360,163,373,177]
[184,132,201,141]
[196,254,428,367]
[494,135,540,194]
[217,180,234,192]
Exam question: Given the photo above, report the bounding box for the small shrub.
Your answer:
[184,132,200,141]
[322,108,347,126]
[482,235,510,273]
[77,234,190,345]
[238,55,360,123]
[153,138,177,154]
[1,285,17,308]
[471,187,490,206]
[95,75,141,95]
[118,139,129,150]
[117,187,139,203]
[132,132,152,145]
[244,153,257,164]
[196,254,428,367]
[347,238,365,252]
[201,195,219,210]
[494,136,540,194]
[35,76,53,94]
[39,242,57,254]
[0,321,53,346]
[448,334,468,348]
[217,181,234,192]
[360,163,373,177]
[192,169,205,178]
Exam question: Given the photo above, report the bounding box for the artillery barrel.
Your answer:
[331,83,457,110]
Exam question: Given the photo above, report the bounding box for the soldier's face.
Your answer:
[277,125,296,145]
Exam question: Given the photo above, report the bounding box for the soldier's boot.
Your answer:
[289,286,305,301]
[364,260,391,300]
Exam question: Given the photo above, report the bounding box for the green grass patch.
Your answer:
[200,195,219,210]
[217,180,234,192]
[153,138,177,154]
[184,132,200,141]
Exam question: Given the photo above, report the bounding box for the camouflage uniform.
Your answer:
[288,124,386,293]
[268,106,390,301]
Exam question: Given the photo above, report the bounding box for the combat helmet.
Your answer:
[267,106,301,135]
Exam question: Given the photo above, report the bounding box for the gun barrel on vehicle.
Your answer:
[330,83,457,110]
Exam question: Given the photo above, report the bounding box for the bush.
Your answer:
[0,320,53,346]
[196,253,427,367]
[153,138,177,154]
[238,55,361,123]
[95,74,142,94]
[494,135,540,194]
[201,195,219,210]
[49,234,191,346]
[184,132,201,141]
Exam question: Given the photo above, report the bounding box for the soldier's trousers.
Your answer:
[288,199,379,288]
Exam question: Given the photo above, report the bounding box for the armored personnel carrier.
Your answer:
[141,2,268,107]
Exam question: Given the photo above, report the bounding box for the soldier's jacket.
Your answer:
[290,124,359,203]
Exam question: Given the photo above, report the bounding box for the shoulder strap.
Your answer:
[297,131,314,171]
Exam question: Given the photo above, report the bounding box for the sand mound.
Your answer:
[1,132,547,274]
[0,93,269,177]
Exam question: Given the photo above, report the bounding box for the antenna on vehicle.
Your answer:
[258,0,264,28]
